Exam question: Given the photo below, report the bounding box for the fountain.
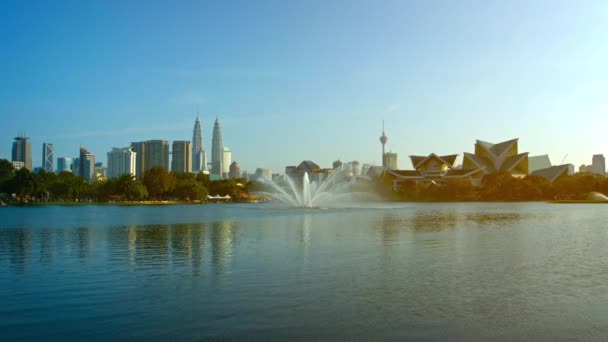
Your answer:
[256,169,365,208]
[588,192,608,201]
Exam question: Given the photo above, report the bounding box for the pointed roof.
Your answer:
[463,152,485,169]
[500,153,528,172]
[410,153,458,170]
[531,164,570,182]
[476,138,519,157]
[297,160,320,171]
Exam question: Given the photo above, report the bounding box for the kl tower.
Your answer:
[380,121,388,168]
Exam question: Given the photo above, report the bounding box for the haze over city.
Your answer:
[1,0,607,173]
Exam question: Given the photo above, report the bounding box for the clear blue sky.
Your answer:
[1,0,607,173]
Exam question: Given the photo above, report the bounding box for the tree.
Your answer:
[5,168,35,197]
[143,166,174,200]
[171,172,207,201]
[115,174,147,201]
[209,178,248,200]
[195,172,211,189]
[32,169,57,201]
[51,172,88,201]
[0,159,14,192]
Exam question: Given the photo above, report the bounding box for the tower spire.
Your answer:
[380,120,388,168]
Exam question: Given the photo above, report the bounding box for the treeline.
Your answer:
[0,160,253,203]
[378,171,608,202]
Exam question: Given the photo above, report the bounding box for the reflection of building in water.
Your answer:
[128,226,137,264]
[7,229,31,274]
[76,227,90,259]
[40,229,54,264]
[211,220,237,275]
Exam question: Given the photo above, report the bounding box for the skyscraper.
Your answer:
[42,143,54,173]
[57,157,72,173]
[131,140,169,179]
[211,118,224,177]
[383,152,398,170]
[107,147,136,179]
[130,141,146,179]
[171,141,192,173]
[12,135,32,171]
[79,147,95,183]
[222,147,231,178]
[592,154,606,176]
[192,116,205,172]
[379,121,388,168]
[229,161,241,179]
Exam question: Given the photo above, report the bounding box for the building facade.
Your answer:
[383,152,398,170]
[192,116,205,172]
[42,143,54,173]
[131,140,169,179]
[222,147,231,178]
[56,157,72,173]
[592,154,606,176]
[107,147,136,179]
[229,161,241,179]
[12,136,32,171]
[255,168,273,180]
[171,141,192,173]
[211,118,224,177]
[389,138,570,189]
[79,147,96,183]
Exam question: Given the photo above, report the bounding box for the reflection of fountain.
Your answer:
[256,170,361,208]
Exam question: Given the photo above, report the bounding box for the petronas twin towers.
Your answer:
[192,116,224,176]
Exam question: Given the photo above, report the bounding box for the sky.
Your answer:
[1,0,607,173]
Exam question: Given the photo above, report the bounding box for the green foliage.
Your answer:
[143,166,175,200]
[52,172,88,201]
[171,172,207,201]
[5,168,35,196]
[209,178,248,200]
[0,159,14,191]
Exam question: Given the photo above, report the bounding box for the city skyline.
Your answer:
[1,1,608,172]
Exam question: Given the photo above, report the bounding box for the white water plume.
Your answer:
[256,169,367,208]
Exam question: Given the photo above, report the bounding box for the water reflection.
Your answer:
[378,210,526,233]
[0,204,607,340]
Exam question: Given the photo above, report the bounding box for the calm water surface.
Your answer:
[1,203,608,340]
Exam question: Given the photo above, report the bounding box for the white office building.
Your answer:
[107,147,137,179]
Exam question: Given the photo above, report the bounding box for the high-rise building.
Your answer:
[147,140,169,171]
[333,160,343,170]
[12,135,32,171]
[255,168,273,180]
[192,116,206,172]
[222,147,231,178]
[211,118,224,177]
[383,152,398,170]
[72,157,80,175]
[42,143,54,173]
[130,141,146,179]
[107,147,136,179]
[56,157,72,173]
[171,141,192,173]
[79,147,95,183]
[131,140,169,179]
[592,154,606,176]
[229,161,241,179]
[379,121,388,168]
[94,162,107,181]
[12,161,25,170]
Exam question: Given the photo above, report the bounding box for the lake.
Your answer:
[1,203,607,340]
